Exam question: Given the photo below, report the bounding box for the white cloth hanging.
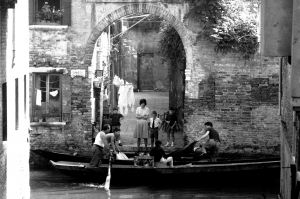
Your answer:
[127,85,135,112]
[50,90,58,97]
[36,89,42,106]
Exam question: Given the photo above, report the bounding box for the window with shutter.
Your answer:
[29,0,71,26]
[32,73,62,122]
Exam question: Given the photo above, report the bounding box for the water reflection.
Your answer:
[30,169,280,199]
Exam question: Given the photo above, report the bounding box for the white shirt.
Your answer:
[94,131,106,147]
[149,117,161,128]
[136,107,149,122]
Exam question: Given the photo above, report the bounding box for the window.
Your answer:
[29,0,71,26]
[15,78,19,130]
[33,73,62,122]
[2,83,7,141]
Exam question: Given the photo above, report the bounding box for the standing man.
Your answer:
[196,122,220,162]
[90,124,111,167]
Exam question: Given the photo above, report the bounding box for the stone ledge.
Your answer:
[30,122,66,127]
[29,25,68,30]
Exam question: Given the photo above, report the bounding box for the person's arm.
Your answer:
[119,114,124,121]
[136,108,143,119]
[158,119,162,131]
[197,131,209,142]
[110,136,118,153]
[142,108,149,120]
[113,136,120,153]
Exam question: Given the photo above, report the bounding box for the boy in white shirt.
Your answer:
[149,111,161,148]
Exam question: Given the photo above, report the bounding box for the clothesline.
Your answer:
[35,88,60,93]
[36,77,60,84]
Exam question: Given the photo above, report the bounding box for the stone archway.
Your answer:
[83,3,194,84]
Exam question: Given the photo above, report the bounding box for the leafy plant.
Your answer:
[36,2,64,21]
[158,24,186,64]
[184,0,259,59]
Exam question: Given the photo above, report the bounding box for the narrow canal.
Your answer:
[30,168,280,199]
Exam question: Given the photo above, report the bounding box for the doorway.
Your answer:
[137,53,154,91]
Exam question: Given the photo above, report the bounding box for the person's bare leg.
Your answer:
[137,138,141,152]
[144,138,148,152]
[171,129,175,146]
[165,130,170,146]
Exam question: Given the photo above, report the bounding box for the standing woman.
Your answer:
[134,99,150,152]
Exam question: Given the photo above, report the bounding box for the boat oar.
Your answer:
[104,152,112,190]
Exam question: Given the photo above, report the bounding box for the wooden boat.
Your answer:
[31,148,202,163]
[50,158,280,179]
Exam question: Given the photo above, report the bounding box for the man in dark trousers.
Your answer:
[90,124,110,167]
[196,122,220,162]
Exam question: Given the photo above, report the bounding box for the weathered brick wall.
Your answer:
[29,27,93,167]
[184,39,280,157]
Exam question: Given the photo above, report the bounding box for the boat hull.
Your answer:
[50,159,280,180]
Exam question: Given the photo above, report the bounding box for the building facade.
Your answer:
[0,0,30,198]
[29,0,280,167]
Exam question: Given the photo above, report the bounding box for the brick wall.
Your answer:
[184,39,280,158]
[29,26,93,167]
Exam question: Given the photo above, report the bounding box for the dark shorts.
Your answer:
[149,128,158,139]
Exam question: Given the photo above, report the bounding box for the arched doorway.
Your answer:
[86,4,193,148]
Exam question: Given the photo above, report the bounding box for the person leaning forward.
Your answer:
[90,124,110,167]
[196,122,220,162]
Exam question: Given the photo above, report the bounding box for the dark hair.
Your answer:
[152,111,157,115]
[204,122,213,127]
[113,127,120,132]
[113,107,118,111]
[140,99,147,106]
[169,107,174,111]
[102,124,110,131]
[155,140,162,147]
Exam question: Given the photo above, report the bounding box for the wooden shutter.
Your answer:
[61,0,71,26]
[2,83,7,141]
[29,0,34,25]
[61,74,71,122]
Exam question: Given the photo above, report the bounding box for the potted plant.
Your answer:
[35,2,64,25]
[43,106,60,122]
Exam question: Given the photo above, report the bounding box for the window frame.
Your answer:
[32,73,63,122]
[29,0,71,26]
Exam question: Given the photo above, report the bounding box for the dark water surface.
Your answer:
[30,168,280,199]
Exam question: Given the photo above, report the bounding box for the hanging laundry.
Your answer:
[50,90,58,97]
[117,84,135,116]
[36,89,42,106]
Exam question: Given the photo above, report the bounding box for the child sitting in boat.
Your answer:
[150,140,173,168]
[105,127,121,155]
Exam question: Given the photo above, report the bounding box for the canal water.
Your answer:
[30,168,280,199]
